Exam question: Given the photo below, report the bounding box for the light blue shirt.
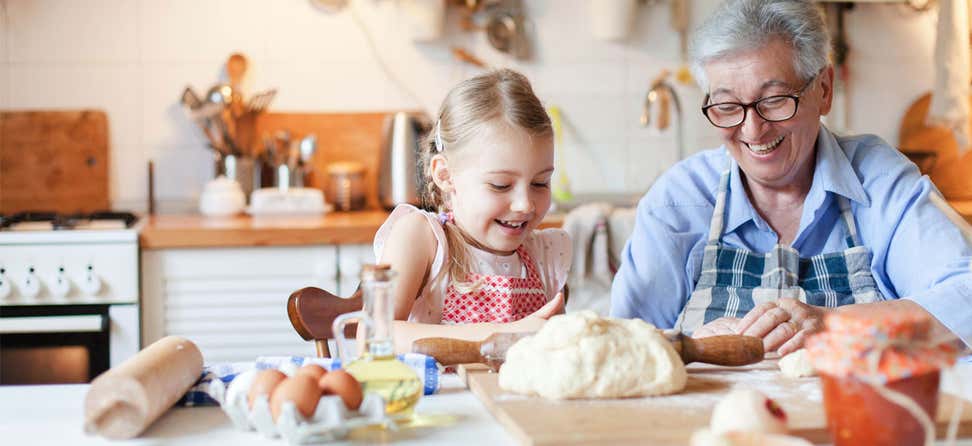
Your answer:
[610,125,972,347]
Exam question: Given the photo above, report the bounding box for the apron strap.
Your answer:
[837,196,862,247]
[707,169,732,244]
[515,246,542,281]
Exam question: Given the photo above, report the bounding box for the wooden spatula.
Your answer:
[412,332,764,370]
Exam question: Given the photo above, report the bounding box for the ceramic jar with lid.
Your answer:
[805,311,957,446]
[199,176,246,217]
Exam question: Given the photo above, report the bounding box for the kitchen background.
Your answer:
[0,0,941,213]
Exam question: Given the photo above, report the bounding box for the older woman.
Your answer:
[611,0,972,356]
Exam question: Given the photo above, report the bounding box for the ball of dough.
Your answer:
[710,388,788,435]
[778,348,815,378]
[497,311,686,399]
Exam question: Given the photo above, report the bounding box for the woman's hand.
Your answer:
[734,298,827,356]
[507,292,565,332]
[692,317,742,338]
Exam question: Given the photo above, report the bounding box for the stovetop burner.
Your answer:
[0,211,138,231]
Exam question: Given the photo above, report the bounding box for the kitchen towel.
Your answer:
[178,353,441,407]
[562,203,636,316]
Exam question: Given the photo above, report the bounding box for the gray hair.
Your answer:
[689,0,831,91]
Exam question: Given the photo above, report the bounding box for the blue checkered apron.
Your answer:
[674,169,883,334]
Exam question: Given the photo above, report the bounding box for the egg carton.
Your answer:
[208,365,394,445]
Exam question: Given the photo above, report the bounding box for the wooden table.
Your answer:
[463,360,972,446]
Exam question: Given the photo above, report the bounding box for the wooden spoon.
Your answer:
[226,53,247,118]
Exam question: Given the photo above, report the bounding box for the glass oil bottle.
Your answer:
[332,264,423,418]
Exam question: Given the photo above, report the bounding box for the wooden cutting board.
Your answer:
[463,360,972,445]
[0,110,110,214]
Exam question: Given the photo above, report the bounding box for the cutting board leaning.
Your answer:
[0,110,110,214]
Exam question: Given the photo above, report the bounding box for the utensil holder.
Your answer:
[274,165,307,192]
[215,154,257,202]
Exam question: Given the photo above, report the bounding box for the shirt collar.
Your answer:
[810,125,869,207]
[722,125,869,235]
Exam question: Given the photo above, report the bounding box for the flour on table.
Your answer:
[497,311,686,399]
[778,349,816,378]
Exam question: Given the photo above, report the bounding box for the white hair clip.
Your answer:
[434,120,445,153]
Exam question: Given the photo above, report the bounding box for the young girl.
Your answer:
[374,69,572,353]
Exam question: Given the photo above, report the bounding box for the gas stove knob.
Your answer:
[49,267,71,298]
[80,265,101,296]
[0,269,10,299]
[20,267,41,298]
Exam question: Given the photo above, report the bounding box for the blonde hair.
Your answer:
[419,68,552,293]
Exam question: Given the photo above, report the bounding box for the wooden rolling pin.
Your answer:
[413,333,764,369]
[84,336,203,439]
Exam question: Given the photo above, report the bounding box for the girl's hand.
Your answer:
[507,292,565,332]
[692,317,741,338]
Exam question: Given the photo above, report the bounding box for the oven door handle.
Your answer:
[0,315,105,334]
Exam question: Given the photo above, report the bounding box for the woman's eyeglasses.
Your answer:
[701,76,817,128]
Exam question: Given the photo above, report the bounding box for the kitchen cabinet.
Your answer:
[142,245,362,362]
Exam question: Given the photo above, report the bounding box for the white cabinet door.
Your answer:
[142,246,338,363]
[336,244,375,297]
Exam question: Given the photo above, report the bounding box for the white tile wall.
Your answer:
[6,0,138,63]
[0,0,943,212]
[0,64,7,109]
[137,0,267,64]
[0,1,7,65]
[0,0,6,108]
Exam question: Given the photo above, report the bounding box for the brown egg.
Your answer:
[270,375,322,421]
[247,369,287,409]
[318,369,363,410]
[296,364,327,381]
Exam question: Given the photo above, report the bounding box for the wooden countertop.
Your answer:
[140,211,565,249]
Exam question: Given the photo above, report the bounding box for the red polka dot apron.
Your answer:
[441,246,548,324]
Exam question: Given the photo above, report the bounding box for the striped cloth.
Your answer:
[177,353,441,407]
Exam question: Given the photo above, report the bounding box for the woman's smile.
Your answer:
[745,134,785,156]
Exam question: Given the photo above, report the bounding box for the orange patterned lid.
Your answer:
[805,311,956,382]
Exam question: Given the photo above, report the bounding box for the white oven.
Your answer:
[0,212,140,384]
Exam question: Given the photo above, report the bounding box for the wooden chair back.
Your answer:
[287,286,362,357]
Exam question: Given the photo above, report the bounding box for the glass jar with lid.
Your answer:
[806,311,957,446]
[326,161,365,211]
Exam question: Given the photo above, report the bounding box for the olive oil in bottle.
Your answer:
[333,264,422,418]
[345,345,423,416]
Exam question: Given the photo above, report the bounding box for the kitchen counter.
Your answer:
[4,365,972,445]
[140,212,565,249]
